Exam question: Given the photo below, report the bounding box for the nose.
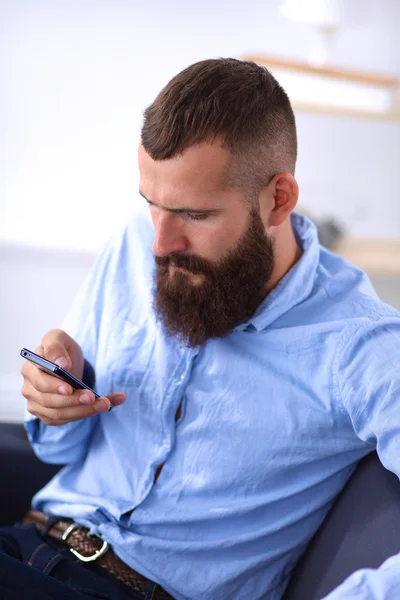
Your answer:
[152,211,188,257]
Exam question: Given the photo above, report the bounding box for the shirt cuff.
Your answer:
[82,359,96,390]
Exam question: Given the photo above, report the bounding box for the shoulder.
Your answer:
[333,300,400,418]
[315,246,400,362]
[310,244,397,324]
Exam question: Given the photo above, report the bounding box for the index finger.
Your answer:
[21,357,75,397]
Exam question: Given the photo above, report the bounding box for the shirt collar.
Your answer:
[237,212,320,332]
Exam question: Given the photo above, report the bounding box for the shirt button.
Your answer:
[180,374,184,381]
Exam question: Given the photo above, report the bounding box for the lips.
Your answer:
[170,263,189,272]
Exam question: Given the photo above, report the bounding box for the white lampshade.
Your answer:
[281,0,345,27]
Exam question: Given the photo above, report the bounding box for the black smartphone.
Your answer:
[20,348,100,399]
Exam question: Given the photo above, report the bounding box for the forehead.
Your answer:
[138,141,238,208]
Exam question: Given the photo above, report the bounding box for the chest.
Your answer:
[99,321,356,494]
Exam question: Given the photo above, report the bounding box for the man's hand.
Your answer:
[21,329,126,425]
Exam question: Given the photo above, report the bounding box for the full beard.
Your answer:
[153,208,275,348]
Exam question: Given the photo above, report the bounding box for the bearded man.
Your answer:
[7,58,400,600]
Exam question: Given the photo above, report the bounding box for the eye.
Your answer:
[186,213,209,221]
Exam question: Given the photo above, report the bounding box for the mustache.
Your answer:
[155,253,214,276]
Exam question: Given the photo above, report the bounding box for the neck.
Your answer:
[264,220,302,294]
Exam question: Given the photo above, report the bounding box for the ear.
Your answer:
[267,173,299,227]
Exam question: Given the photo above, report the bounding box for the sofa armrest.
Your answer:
[283,452,400,599]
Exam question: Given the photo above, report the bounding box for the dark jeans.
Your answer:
[0,522,154,600]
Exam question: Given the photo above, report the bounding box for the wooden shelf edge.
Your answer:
[331,236,400,276]
[292,102,400,121]
[242,53,399,88]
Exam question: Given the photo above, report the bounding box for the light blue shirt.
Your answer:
[26,209,400,600]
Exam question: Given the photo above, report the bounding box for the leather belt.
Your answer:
[23,510,174,599]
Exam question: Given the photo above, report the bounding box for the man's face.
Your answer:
[138,141,275,347]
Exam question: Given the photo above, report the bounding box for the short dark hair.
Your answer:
[141,58,297,197]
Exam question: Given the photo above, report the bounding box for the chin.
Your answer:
[170,268,205,287]
[187,273,205,287]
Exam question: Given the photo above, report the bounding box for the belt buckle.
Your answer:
[62,523,109,563]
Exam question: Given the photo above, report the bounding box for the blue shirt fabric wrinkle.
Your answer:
[25,209,400,600]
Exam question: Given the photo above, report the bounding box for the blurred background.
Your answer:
[1,0,400,422]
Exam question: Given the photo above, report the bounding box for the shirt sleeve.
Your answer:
[24,237,115,465]
[321,554,400,600]
[322,311,400,599]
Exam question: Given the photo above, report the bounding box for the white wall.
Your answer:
[1,0,400,421]
[0,244,95,422]
[2,0,400,251]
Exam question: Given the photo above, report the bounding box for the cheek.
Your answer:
[191,220,247,260]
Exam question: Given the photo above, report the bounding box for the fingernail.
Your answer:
[114,393,126,401]
[55,357,68,368]
[79,393,92,404]
[94,399,107,412]
[58,385,68,396]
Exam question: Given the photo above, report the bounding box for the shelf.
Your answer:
[242,53,400,121]
[331,236,400,276]
[242,54,398,88]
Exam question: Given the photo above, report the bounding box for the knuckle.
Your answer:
[50,408,62,422]
[50,328,64,337]
[68,393,80,407]
[92,399,107,413]
[21,382,29,399]
[20,360,33,379]
[41,330,55,344]
[22,381,36,402]
[22,377,38,399]
[41,396,52,409]
[26,401,36,416]
[42,329,67,349]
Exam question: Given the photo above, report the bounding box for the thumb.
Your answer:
[106,392,126,407]
[42,341,72,370]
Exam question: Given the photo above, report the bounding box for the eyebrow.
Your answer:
[139,190,220,215]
